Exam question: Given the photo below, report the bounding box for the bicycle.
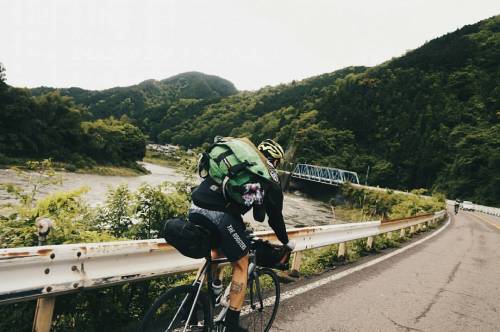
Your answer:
[139,235,282,332]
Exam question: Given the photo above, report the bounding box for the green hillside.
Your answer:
[4,15,499,205]
[150,16,500,205]
[31,72,237,139]
[0,65,147,169]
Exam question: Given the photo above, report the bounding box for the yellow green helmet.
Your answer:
[258,139,284,161]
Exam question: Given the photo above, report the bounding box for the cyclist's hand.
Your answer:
[284,240,296,252]
[277,241,295,266]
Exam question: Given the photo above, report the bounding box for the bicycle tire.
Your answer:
[139,285,211,332]
[240,268,280,332]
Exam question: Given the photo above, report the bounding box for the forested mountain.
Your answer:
[5,15,499,205]
[146,15,498,205]
[31,72,237,139]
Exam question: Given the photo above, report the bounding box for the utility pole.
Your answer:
[365,165,370,186]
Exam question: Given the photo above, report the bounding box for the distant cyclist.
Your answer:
[454,199,461,214]
[188,137,294,332]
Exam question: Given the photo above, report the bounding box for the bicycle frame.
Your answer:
[173,249,260,331]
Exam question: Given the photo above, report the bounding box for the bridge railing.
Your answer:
[291,163,360,185]
[0,210,446,331]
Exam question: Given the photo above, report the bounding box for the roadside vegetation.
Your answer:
[336,184,446,220]
[0,160,193,331]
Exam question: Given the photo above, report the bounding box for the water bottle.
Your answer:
[212,279,223,297]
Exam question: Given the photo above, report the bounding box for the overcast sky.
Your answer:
[1,0,499,91]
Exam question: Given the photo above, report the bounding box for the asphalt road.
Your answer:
[272,210,500,331]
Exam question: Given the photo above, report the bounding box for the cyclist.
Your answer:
[454,199,460,214]
[188,138,294,332]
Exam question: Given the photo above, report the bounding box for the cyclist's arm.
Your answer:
[265,188,289,245]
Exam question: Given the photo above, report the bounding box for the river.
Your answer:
[0,162,334,229]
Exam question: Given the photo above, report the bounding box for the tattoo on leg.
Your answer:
[230,281,244,294]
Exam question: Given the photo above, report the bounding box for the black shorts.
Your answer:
[189,204,250,262]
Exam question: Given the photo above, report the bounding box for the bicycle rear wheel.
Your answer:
[240,268,280,332]
[140,285,211,332]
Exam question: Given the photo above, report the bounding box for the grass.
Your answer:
[75,164,149,176]
[143,156,179,168]
[0,156,149,177]
[143,150,196,170]
[332,206,378,223]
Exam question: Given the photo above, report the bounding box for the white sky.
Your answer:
[1,0,499,91]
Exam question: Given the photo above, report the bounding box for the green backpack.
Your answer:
[198,137,281,205]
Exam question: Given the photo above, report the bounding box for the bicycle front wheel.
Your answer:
[139,285,210,332]
[240,268,280,332]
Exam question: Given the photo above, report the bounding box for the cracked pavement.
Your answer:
[271,210,500,331]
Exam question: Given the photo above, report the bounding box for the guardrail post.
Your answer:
[33,296,56,332]
[338,242,346,260]
[386,232,392,240]
[410,225,416,234]
[366,236,374,250]
[289,252,303,278]
[33,218,55,332]
[399,228,405,238]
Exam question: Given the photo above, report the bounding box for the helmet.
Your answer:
[258,139,284,161]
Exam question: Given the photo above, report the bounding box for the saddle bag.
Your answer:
[162,218,211,259]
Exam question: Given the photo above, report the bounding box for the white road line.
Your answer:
[280,215,452,302]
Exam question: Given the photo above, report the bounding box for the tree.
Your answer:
[0,62,5,84]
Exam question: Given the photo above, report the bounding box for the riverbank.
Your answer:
[142,150,197,170]
[0,162,184,206]
[0,156,149,177]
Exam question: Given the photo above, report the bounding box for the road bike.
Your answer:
[139,235,281,332]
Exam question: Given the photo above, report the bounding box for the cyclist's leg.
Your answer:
[210,249,225,283]
[229,254,249,310]
[211,213,250,331]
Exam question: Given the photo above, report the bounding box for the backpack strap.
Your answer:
[214,150,233,163]
[213,148,256,178]
[228,160,254,177]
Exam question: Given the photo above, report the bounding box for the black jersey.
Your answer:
[191,177,289,245]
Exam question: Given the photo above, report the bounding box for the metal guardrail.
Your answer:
[446,200,500,217]
[0,210,446,332]
[472,204,500,217]
[0,211,445,306]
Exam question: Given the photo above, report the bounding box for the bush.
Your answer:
[340,184,445,220]
[64,163,77,172]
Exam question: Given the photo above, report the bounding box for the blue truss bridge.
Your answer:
[291,163,360,186]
